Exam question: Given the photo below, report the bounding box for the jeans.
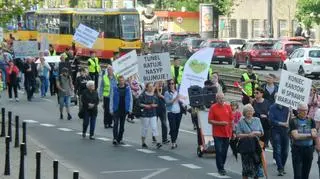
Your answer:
[292,145,314,179]
[141,116,158,137]
[49,77,56,95]
[214,137,230,171]
[271,128,289,171]
[40,76,48,97]
[168,112,182,143]
[89,72,99,90]
[7,83,18,99]
[113,111,126,142]
[158,111,168,142]
[24,78,35,100]
[103,97,112,126]
[82,111,97,136]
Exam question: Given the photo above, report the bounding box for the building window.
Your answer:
[229,19,237,38]
[252,19,262,38]
[278,20,288,37]
[240,19,248,39]
[292,20,299,36]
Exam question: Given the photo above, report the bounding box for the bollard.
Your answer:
[73,171,79,179]
[53,160,58,179]
[22,122,27,155]
[4,136,10,175]
[1,108,5,137]
[14,116,19,148]
[7,111,12,142]
[19,143,25,179]
[36,151,41,179]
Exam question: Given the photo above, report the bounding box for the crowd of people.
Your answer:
[2,42,320,179]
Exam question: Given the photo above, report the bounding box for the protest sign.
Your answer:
[0,27,3,41]
[276,70,312,110]
[36,56,60,64]
[179,47,214,105]
[13,41,39,58]
[138,52,171,83]
[112,50,138,79]
[73,24,99,48]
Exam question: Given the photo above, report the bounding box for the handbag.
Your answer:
[237,120,260,154]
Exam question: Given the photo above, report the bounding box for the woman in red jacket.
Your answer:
[6,60,19,101]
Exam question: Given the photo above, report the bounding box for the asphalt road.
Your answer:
[2,91,320,179]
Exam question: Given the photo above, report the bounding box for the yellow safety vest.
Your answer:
[49,50,56,56]
[242,73,259,96]
[171,65,183,85]
[88,57,101,73]
[208,67,213,80]
[103,75,111,97]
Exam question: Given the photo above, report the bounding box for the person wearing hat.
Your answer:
[240,65,259,105]
[56,67,74,120]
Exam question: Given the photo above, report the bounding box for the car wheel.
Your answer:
[273,65,279,71]
[298,66,305,76]
[260,66,266,70]
[283,64,287,70]
[219,61,222,64]
[232,58,239,68]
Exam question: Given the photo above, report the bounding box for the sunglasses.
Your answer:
[254,92,260,94]
[169,83,175,85]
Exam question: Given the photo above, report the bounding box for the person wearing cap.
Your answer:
[240,65,259,105]
[88,51,101,90]
[56,67,74,120]
[261,74,278,104]
[171,58,183,86]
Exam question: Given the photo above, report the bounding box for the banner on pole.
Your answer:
[13,41,39,58]
[112,50,138,79]
[276,70,312,110]
[73,24,99,48]
[138,53,171,83]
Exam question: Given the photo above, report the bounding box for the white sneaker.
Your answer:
[9,98,13,101]
[273,159,276,165]
[15,98,19,102]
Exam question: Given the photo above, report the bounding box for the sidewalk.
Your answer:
[0,133,80,179]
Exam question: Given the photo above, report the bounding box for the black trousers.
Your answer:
[103,97,112,126]
[49,77,57,95]
[7,83,18,99]
[113,111,126,142]
[89,72,99,90]
[157,111,168,142]
[292,145,314,179]
[24,78,35,100]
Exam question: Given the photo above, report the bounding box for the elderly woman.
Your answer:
[308,86,320,119]
[236,104,264,179]
[81,80,99,140]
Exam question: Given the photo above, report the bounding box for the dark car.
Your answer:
[200,39,233,64]
[233,42,282,70]
[273,41,303,61]
[175,37,204,58]
[150,32,188,54]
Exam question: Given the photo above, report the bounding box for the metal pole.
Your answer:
[7,111,12,142]
[267,0,273,38]
[53,160,58,179]
[1,108,5,137]
[22,122,27,155]
[4,136,10,175]
[73,171,79,179]
[19,143,25,179]
[14,116,19,148]
[36,151,41,179]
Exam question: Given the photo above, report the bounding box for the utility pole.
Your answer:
[267,0,273,38]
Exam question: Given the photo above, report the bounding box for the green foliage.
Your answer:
[69,0,79,8]
[296,0,320,28]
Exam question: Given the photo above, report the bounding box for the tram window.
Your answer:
[105,15,119,38]
[60,14,72,34]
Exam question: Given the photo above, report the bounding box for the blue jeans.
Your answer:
[292,145,314,179]
[168,112,182,143]
[214,137,229,171]
[83,111,97,136]
[271,128,289,171]
[40,76,48,97]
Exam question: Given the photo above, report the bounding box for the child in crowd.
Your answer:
[230,101,241,136]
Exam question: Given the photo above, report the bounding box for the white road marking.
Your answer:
[100,168,168,174]
[57,128,73,132]
[207,173,231,178]
[23,120,39,123]
[141,168,169,179]
[158,156,178,161]
[76,132,83,135]
[40,123,55,127]
[181,164,202,169]
[96,137,111,141]
[179,129,197,135]
[40,98,54,103]
[136,149,156,154]
[121,144,133,147]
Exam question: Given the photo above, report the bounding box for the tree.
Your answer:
[69,0,79,8]
[0,0,44,26]
[296,0,320,28]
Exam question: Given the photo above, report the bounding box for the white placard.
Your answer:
[112,50,138,79]
[0,27,3,41]
[179,47,214,105]
[13,41,39,58]
[198,111,212,136]
[73,24,99,49]
[138,53,171,83]
[276,70,312,110]
[35,56,60,64]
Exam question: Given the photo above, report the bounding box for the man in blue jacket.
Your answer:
[109,75,133,145]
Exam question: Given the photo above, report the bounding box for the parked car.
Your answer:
[283,48,320,77]
[200,39,233,64]
[233,42,281,70]
[150,32,188,54]
[280,36,309,47]
[273,41,303,62]
[223,38,246,55]
[187,32,201,38]
[175,37,204,58]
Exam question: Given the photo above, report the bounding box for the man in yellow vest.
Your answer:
[88,51,101,90]
[49,44,56,56]
[240,65,259,105]
[171,58,183,86]
[99,65,118,128]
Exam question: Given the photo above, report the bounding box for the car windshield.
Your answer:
[172,35,188,42]
[209,42,229,48]
[192,40,204,48]
[120,14,140,40]
[285,44,303,55]
[309,50,320,58]
[229,39,245,45]
[253,44,273,50]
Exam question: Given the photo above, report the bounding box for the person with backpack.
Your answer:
[290,103,317,179]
